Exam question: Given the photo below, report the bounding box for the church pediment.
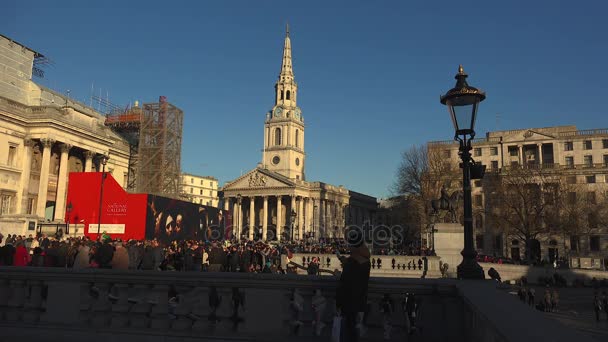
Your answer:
[223,168,295,191]
[501,129,556,143]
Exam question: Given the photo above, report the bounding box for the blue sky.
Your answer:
[3,0,607,198]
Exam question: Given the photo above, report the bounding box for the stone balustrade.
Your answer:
[292,253,442,278]
[0,267,595,342]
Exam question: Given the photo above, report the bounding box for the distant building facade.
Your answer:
[429,125,608,264]
[181,173,219,207]
[221,28,377,241]
[0,34,130,235]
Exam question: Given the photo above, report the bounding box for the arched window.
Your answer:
[286,90,291,100]
[280,90,284,100]
[274,128,282,146]
[295,129,299,148]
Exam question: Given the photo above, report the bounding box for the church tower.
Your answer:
[263,25,305,180]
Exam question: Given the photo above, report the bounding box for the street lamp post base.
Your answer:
[457,258,485,280]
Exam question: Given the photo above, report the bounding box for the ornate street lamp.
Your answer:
[97,154,109,240]
[440,65,485,279]
[290,209,297,242]
[66,201,73,235]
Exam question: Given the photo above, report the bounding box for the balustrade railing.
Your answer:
[0,267,461,341]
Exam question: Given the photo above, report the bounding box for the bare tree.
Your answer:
[484,166,559,262]
[392,144,460,244]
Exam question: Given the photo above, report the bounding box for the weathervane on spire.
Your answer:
[286,22,290,37]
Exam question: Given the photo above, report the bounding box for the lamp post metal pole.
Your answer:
[97,155,109,240]
[456,135,484,278]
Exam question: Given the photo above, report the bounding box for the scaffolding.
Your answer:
[137,96,183,197]
[104,96,183,197]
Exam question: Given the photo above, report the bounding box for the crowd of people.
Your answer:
[0,231,426,274]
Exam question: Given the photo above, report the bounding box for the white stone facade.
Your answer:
[0,35,129,236]
[180,173,219,207]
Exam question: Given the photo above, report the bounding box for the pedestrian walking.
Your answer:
[602,291,608,321]
[594,294,602,322]
[380,294,393,340]
[528,287,536,307]
[551,288,559,312]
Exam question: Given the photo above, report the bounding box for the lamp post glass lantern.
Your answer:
[440,65,485,280]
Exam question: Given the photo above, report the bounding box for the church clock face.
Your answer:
[295,158,300,166]
[274,107,283,118]
[272,156,280,165]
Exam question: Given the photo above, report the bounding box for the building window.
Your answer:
[286,90,291,100]
[210,181,213,187]
[280,90,284,100]
[474,194,483,207]
[584,155,593,167]
[494,235,503,251]
[570,235,579,251]
[583,140,592,150]
[589,213,598,228]
[490,147,498,156]
[491,160,499,169]
[27,197,35,215]
[190,178,193,184]
[474,148,482,157]
[567,192,577,204]
[586,175,596,184]
[201,179,203,185]
[295,129,299,148]
[443,150,451,158]
[564,141,573,151]
[566,175,577,184]
[200,189,203,195]
[475,214,483,229]
[604,155,608,167]
[476,234,484,250]
[590,235,600,252]
[210,190,214,196]
[7,145,16,166]
[274,128,282,146]
[0,195,12,215]
[603,139,608,149]
[565,156,574,168]
[588,191,597,204]
[190,187,193,194]
[509,146,518,156]
[474,180,482,187]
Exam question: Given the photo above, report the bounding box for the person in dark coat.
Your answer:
[95,241,115,269]
[140,243,156,270]
[228,246,240,272]
[336,228,371,342]
[30,247,45,267]
[208,242,226,272]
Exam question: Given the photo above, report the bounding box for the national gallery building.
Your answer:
[221,29,377,241]
[0,34,129,235]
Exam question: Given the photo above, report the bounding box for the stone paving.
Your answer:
[502,285,608,342]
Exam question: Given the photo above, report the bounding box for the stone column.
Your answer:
[290,196,296,241]
[262,196,268,241]
[36,138,54,218]
[537,143,543,166]
[319,199,324,238]
[18,139,34,214]
[54,143,71,221]
[223,197,229,211]
[303,198,310,237]
[249,197,255,240]
[276,196,283,241]
[238,198,243,239]
[324,200,329,237]
[518,145,523,165]
[298,197,304,240]
[84,151,94,172]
